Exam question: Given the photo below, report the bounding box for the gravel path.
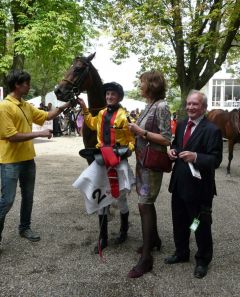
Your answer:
[0,136,240,297]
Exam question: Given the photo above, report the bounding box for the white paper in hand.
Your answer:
[188,162,201,179]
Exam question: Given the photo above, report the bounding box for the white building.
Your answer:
[202,69,240,111]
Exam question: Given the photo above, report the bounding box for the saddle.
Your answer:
[79,146,129,165]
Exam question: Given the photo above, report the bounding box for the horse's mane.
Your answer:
[75,56,103,92]
[89,62,103,93]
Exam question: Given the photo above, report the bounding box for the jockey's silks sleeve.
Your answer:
[83,107,135,151]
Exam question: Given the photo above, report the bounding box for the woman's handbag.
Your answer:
[138,102,172,173]
[143,144,172,173]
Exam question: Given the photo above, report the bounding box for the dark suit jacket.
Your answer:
[169,116,223,205]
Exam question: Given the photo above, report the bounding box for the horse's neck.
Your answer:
[86,81,106,115]
[82,64,106,114]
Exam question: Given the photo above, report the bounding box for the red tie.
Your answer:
[183,121,195,147]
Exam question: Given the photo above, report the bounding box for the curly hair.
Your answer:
[140,70,166,101]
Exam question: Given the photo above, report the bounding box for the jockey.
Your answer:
[77,82,135,254]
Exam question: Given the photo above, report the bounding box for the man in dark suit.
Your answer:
[165,90,223,278]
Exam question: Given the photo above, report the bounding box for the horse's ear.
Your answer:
[86,52,96,62]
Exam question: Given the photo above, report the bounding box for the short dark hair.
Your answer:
[6,70,31,92]
[140,70,166,100]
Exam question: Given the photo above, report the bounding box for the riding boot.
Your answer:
[94,215,108,254]
[114,211,129,244]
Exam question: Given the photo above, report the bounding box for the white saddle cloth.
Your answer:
[72,159,135,214]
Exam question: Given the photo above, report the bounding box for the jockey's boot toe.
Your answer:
[114,232,128,245]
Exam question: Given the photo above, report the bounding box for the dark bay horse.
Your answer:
[207,109,240,174]
[54,53,106,151]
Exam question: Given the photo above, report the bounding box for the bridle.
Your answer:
[62,58,91,99]
[59,58,105,113]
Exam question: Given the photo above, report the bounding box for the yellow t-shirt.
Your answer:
[0,95,48,163]
[83,106,135,151]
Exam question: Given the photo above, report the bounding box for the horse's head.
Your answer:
[54,53,96,102]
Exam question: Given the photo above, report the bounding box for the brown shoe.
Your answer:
[128,256,153,278]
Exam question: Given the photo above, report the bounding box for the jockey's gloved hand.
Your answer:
[76,98,87,110]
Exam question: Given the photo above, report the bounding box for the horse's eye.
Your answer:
[74,67,82,73]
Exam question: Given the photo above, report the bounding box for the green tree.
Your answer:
[127,88,142,100]
[95,0,240,112]
[0,0,97,97]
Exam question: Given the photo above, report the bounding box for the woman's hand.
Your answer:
[128,123,145,137]
[168,149,178,160]
[129,122,171,146]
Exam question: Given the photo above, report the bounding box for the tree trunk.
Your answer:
[10,1,26,71]
[12,55,25,70]
[0,3,7,92]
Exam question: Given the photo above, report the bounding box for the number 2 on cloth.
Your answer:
[92,189,107,204]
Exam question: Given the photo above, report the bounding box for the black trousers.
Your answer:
[171,191,213,266]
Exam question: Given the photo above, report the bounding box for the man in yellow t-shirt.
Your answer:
[0,70,72,248]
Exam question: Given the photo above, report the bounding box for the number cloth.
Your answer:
[72,159,135,214]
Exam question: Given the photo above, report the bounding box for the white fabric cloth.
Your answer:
[72,159,135,214]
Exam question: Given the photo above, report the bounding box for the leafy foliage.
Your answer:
[92,0,240,107]
[0,0,98,97]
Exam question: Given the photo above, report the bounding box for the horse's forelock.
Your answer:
[74,52,95,64]
[74,56,92,67]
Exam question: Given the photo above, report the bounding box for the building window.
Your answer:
[212,80,222,106]
[233,85,240,101]
[212,79,240,108]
